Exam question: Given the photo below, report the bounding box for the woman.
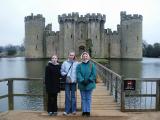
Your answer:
[76,52,96,117]
[45,55,61,116]
[61,52,79,115]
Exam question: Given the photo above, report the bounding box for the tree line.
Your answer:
[0,45,25,56]
[0,42,160,57]
[143,42,160,58]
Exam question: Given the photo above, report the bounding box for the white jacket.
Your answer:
[61,60,79,83]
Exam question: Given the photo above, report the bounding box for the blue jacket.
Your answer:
[76,61,96,90]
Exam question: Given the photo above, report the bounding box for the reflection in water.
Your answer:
[24,60,48,78]
[0,57,27,79]
[109,59,142,78]
[142,58,160,78]
[0,57,160,112]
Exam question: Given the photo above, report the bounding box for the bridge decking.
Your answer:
[56,83,126,116]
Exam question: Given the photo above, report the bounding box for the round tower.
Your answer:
[24,13,45,58]
[58,13,80,58]
[120,11,143,60]
[86,13,106,58]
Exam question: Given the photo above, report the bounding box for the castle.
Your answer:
[24,11,143,59]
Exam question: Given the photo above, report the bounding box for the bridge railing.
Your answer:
[91,60,122,104]
[0,78,46,111]
[91,60,160,112]
[121,78,160,112]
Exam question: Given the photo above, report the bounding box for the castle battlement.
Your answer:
[25,13,45,22]
[49,31,59,36]
[120,11,143,21]
[104,28,118,35]
[58,12,106,23]
[45,24,52,31]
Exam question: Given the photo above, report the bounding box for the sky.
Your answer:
[0,0,160,46]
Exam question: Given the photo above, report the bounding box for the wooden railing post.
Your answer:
[156,80,160,111]
[121,79,125,112]
[107,71,109,90]
[8,79,14,110]
[110,73,113,95]
[43,79,47,111]
[115,77,118,102]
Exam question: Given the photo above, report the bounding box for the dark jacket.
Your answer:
[45,62,61,94]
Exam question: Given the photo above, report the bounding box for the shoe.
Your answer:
[72,112,76,115]
[86,112,90,117]
[82,112,85,116]
[48,112,53,116]
[63,112,69,116]
[53,112,58,116]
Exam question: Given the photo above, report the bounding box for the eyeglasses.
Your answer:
[69,54,75,56]
[52,57,57,59]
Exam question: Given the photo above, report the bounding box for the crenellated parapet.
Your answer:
[25,13,45,22]
[104,28,119,35]
[45,30,59,37]
[58,12,106,23]
[85,13,106,22]
[120,11,143,21]
[45,24,52,31]
[45,24,60,37]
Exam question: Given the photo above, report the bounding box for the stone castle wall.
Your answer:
[24,12,143,59]
[120,11,143,59]
[24,13,45,58]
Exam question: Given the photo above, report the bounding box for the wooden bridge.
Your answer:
[0,59,160,118]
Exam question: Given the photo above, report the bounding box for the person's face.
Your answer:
[51,56,58,63]
[68,53,75,60]
[82,54,88,61]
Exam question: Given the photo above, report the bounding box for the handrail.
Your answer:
[91,59,122,79]
[0,78,46,111]
[0,78,43,82]
[91,59,122,104]
[123,78,160,81]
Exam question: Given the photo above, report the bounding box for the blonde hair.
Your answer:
[80,52,90,60]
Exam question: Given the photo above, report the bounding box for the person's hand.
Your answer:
[88,79,93,83]
[82,80,89,86]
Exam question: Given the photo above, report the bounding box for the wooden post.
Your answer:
[110,73,113,95]
[8,79,14,110]
[121,78,125,112]
[107,71,109,90]
[115,77,118,102]
[43,82,47,111]
[156,81,160,111]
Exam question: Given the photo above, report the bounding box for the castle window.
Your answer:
[137,36,139,41]
[71,34,72,38]
[126,46,128,52]
[81,34,83,39]
[96,35,97,39]
[126,25,128,29]
[37,35,38,40]
[35,45,38,50]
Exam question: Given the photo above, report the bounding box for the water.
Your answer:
[108,57,160,78]
[0,57,160,112]
[0,57,47,112]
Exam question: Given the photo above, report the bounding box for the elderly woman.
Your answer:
[76,52,96,117]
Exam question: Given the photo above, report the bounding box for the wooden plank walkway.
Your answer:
[0,83,129,119]
[56,83,127,116]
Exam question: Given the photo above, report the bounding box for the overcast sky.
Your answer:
[0,0,160,46]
